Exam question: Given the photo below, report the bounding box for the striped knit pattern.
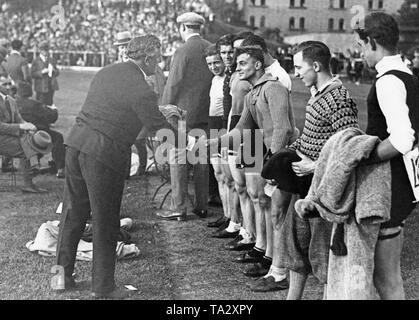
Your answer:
[290,86,359,161]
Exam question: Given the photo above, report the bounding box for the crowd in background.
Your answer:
[0,0,212,68]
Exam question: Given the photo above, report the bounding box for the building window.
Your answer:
[250,0,255,5]
[378,0,383,9]
[249,15,255,27]
[261,0,266,6]
[290,0,295,8]
[300,0,305,7]
[300,17,305,30]
[368,0,373,9]
[339,0,345,9]
[260,15,266,28]
[328,18,334,30]
[289,17,295,29]
[339,18,344,31]
[329,0,334,8]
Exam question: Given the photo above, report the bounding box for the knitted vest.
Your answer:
[366,70,419,227]
[366,70,419,144]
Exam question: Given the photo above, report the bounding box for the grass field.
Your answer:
[0,70,417,300]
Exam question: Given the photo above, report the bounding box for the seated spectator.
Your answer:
[15,81,65,178]
[0,76,52,193]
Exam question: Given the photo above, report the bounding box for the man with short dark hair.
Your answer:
[204,45,296,292]
[355,12,419,300]
[237,34,295,291]
[0,54,50,193]
[264,40,359,299]
[55,35,182,299]
[5,39,31,85]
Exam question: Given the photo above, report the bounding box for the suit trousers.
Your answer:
[36,90,54,106]
[0,135,33,185]
[168,123,208,213]
[56,147,125,294]
[44,129,65,169]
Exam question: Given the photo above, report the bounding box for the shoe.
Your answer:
[207,216,229,228]
[56,169,65,179]
[233,248,264,263]
[53,276,78,293]
[224,235,242,249]
[249,276,289,292]
[211,229,239,239]
[225,238,255,251]
[243,259,271,277]
[92,288,130,300]
[155,209,186,221]
[192,208,208,218]
[21,185,48,193]
[216,218,231,232]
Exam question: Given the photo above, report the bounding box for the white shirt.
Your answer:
[264,59,292,91]
[375,54,415,155]
[209,75,225,117]
[310,77,338,97]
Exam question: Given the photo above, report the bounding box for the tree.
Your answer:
[398,0,419,27]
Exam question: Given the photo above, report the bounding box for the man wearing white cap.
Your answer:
[156,12,213,221]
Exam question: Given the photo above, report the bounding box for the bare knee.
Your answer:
[235,182,248,197]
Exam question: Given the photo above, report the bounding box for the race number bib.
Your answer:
[403,146,419,202]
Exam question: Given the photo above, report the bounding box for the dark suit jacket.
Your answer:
[16,97,58,131]
[5,53,32,84]
[161,34,213,127]
[0,95,23,137]
[65,60,175,175]
[31,56,59,93]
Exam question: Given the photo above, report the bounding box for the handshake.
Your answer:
[188,136,219,152]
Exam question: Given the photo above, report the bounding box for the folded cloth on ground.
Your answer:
[26,220,140,261]
[295,127,391,225]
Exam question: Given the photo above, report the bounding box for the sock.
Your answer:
[248,247,265,258]
[238,228,255,244]
[225,220,241,233]
[261,256,272,268]
[264,265,287,282]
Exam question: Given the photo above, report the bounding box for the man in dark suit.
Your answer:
[0,76,50,193]
[156,12,213,221]
[4,39,31,85]
[54,35,184,299]
[30,41,59,105]
[15,81,65,178]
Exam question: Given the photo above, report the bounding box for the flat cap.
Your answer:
[176,12,205,26]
